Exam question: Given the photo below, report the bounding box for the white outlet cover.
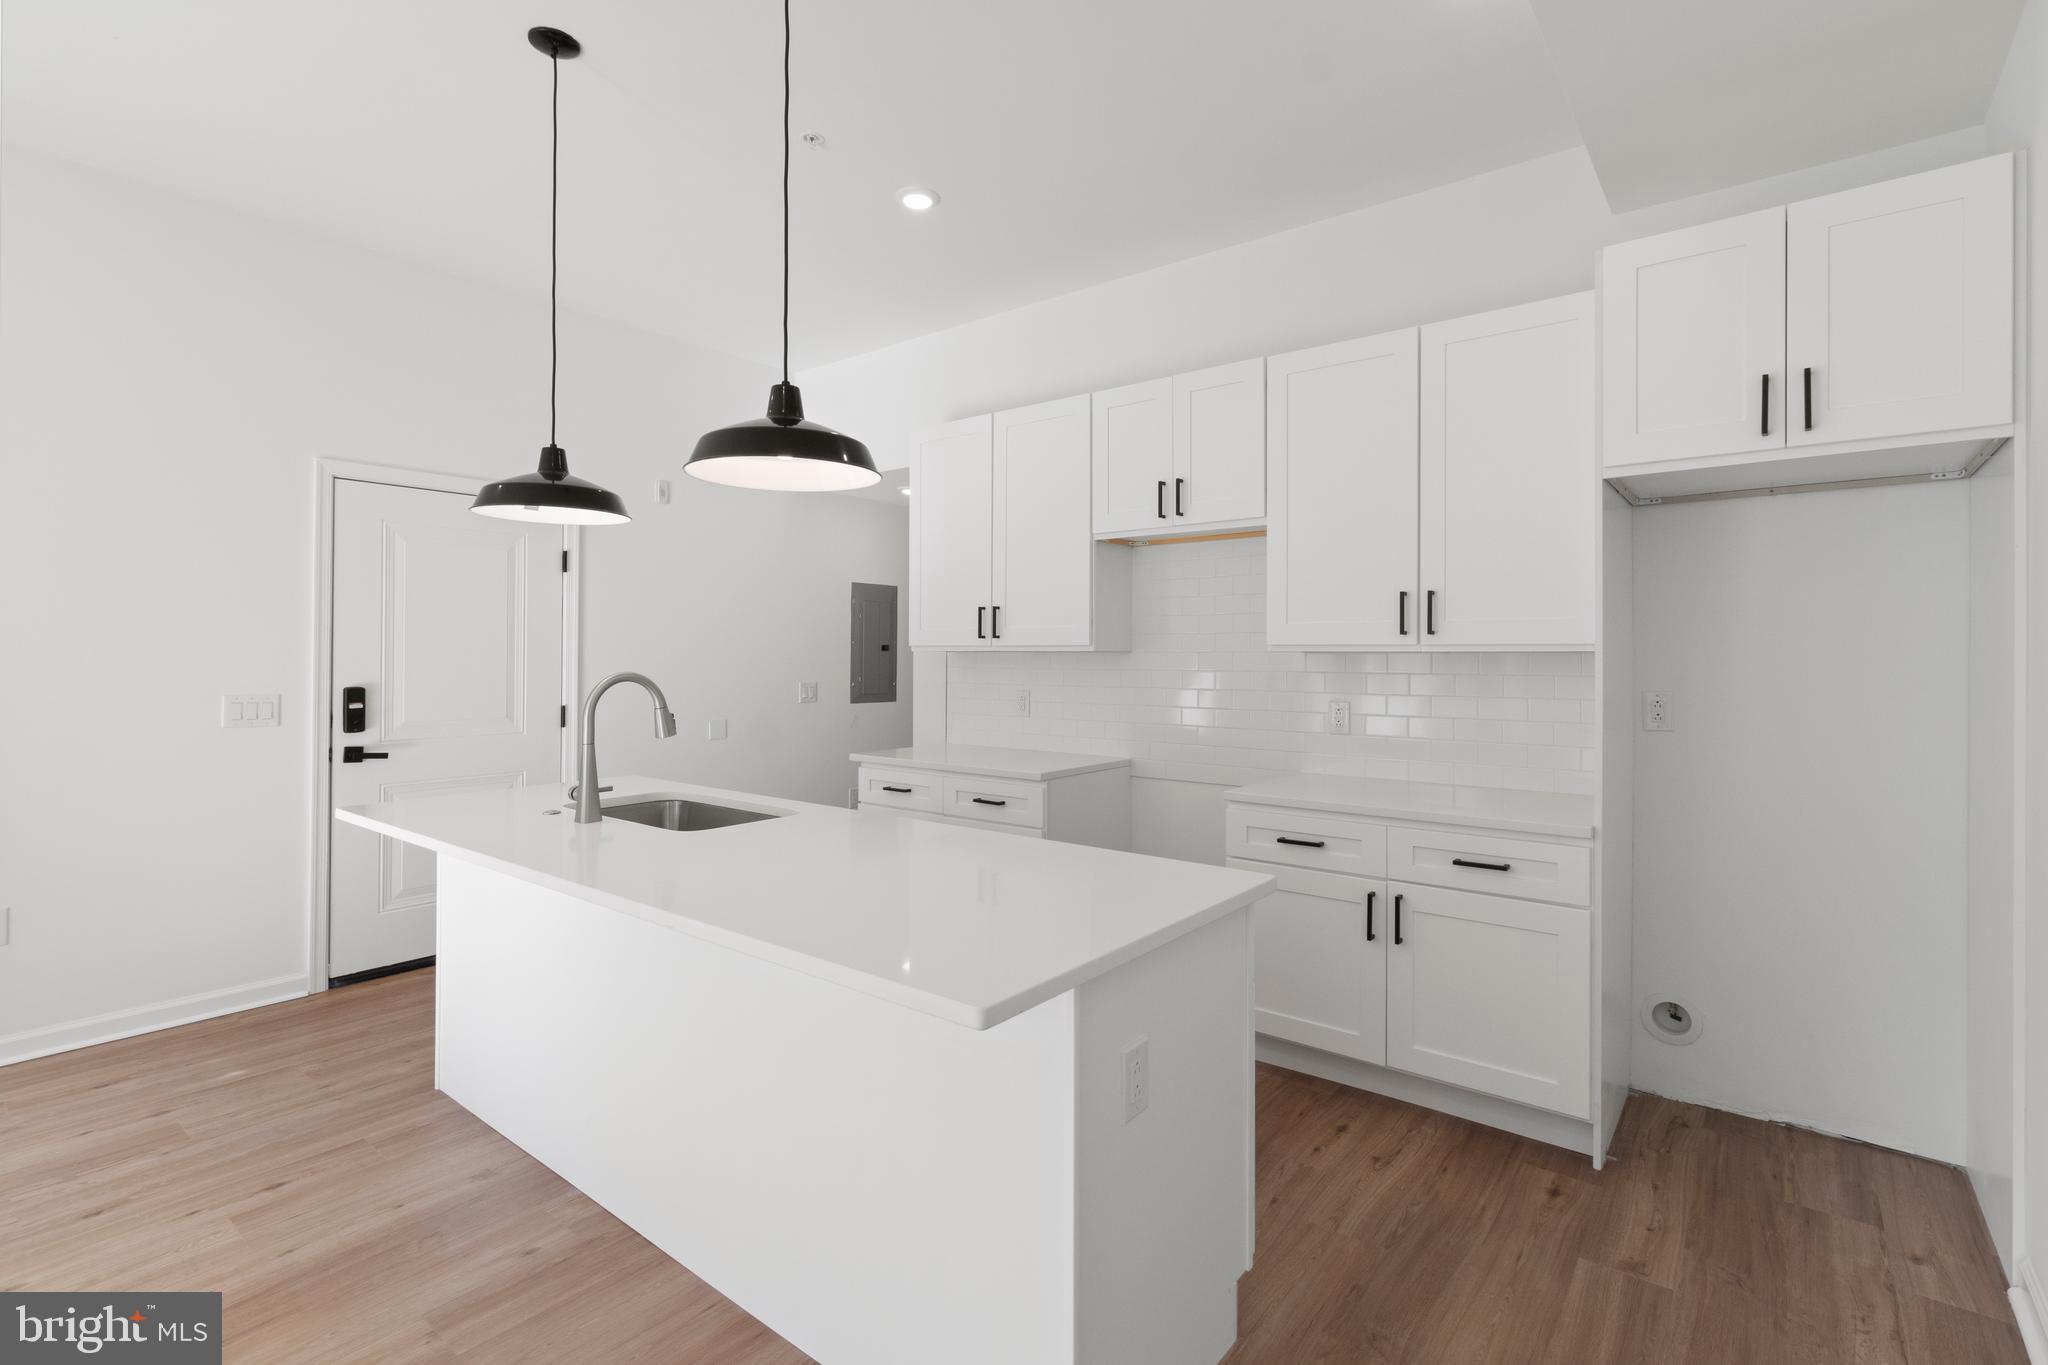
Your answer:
[1642,690,1673,732]
[1122,1037,1149,1122]
[1328,698,1351,735]
[1016,689,1031,717]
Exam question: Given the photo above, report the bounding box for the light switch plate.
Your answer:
[222,694,281,728]
[1016,689,1031,717]
[1123,1038,1149,1122]
[706,719,729,740]
[798,682,819,704]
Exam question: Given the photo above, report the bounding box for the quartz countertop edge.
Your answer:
[850,744,1133,781]
[336,776,1269,1031]
[1225,774,1596,840]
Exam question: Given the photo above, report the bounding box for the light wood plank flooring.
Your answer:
[0,969,2026,1364]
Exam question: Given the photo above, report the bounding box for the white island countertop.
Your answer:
[1227,774,1596,840]
[338,775,1268,1030]
[850,744,1131,781]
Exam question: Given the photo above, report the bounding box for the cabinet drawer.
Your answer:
[857,766,942,814]
[940,775,1046,829]
[1387,826,1589,906]
[1226,805,1386,876]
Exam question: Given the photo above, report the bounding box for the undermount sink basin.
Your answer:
[604,798,781,831]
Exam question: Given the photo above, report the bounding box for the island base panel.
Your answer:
[433,857,1250,1365]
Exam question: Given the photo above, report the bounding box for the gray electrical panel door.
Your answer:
[850,582,898,703]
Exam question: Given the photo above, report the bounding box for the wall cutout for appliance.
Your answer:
[1642,997,1701,1045]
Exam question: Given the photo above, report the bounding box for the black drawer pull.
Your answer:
[971,797,1008,807]
[880,785,913,794]
[1275,836,1325,848]
[1393,893,1404,945]
[1365,890,1376,942]
[1452,857,1511,872]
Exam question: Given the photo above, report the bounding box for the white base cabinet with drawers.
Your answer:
[1226,780,1604,1158]
[852,747,1132,850]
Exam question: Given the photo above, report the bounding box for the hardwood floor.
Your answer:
[0,970,2025,1364]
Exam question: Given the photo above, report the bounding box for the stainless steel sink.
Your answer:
[602,798,781,831]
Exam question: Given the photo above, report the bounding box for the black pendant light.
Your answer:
[474,27,630,525]
[684,0,879,492]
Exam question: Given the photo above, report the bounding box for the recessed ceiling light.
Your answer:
[899,187,939,212]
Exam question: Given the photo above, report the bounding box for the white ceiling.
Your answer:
[1526,0,2026,211]
[2,1,2027,367]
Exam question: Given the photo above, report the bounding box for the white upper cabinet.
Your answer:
[1601,207,1786,467]
[1421,293,1595,647]
[1092,359,1265,537]
[908,415,994,649]
[911,400,1129,651]
[1787,154,2013,445]
[993,396,1095,648]
[1091,377,1174,535]
[1602,154,2014,494]
[1267,329,1420,647]
[1172,359,1266,527]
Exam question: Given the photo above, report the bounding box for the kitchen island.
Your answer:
[336,776,1272,1365]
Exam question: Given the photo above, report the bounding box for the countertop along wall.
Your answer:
[0,147,911,1062]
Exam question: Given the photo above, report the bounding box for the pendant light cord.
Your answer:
[550,48,561,446]
[781,0,791,387]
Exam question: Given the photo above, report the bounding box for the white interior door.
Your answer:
[1266,329,1419,647]
[909,415,994,648]
[1600,206,1786,467]
[1384,883,1590,1118]
[1092,377,1174,536]
[1787,153,2013,445]
[1231,861,1385,1064]
[329,479,566,979]
[992,395,1093,648]
[1173,358,1265,525]
[1420,293,1595,646]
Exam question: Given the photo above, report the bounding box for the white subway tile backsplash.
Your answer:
[943,538,1597,794]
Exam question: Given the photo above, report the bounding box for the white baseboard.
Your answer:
[0,974,309,1067]
[1257,1036,1599,1162]
[2015,1259,2047,1365]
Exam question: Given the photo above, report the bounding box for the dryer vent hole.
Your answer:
[1646,998,1698,1043]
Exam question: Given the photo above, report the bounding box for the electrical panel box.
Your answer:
[850,582,898,704]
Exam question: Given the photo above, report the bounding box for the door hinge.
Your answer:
[560,704,567,728]
[561,549,570,573]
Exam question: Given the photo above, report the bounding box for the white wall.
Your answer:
[0,147,910,1062]
[1988,0,2048,1326]
[1629,483,1970,1161]
[1969,444,2019,1272]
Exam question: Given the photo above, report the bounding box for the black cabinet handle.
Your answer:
[881,785,913,794]
[1426,590,1438,636]
[1365,890,1377,942]
[1760,373,1771,436]
[1803,366,1813,431]
[1393,893,1404,945]
[977,606,986,640]
[1452,857,1512,872]
[1157,480,1167,519]
[991,605,1000,639]
[1275,836,1325,848]
[971,796,1008,807]
[1398,590,1410,636]
[341,746,387,763]
[1175,477,1185,516]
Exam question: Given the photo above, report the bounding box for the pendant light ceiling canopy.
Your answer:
[474,26,630,526]
[684,0,880,493]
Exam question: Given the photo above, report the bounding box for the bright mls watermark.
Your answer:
[1,1294,220,1362]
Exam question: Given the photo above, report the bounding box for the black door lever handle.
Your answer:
[341,746,388,763]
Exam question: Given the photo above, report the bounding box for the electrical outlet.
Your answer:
[706,719,729,740]
[656,479,672,504]
[1642,690,1673,732]
[798,681,819,704]
[1016,689,1031,717]
[1327,698,1351,735]
[1123,1038,1149,1122]
[847,788,859,809]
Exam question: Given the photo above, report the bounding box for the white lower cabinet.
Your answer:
[1383,882,1590,1119]
[1229,801,1593,1121]
[1228,861,1385,1063]
[855,760,1130,849]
